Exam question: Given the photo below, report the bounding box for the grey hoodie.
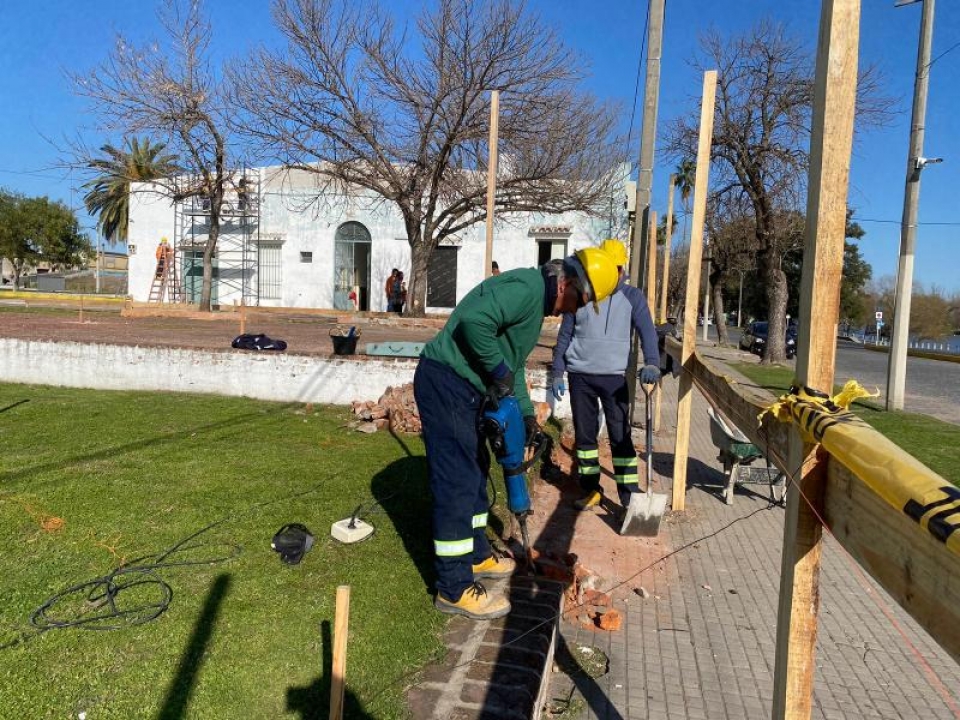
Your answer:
[552,279,660,376]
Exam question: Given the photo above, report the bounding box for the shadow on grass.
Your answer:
[0,402,298,493]
[286,620,374,720]
[370,455,435,594]
[156,574,232,720]
[0,399,29,414]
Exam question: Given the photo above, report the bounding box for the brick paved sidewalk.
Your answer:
[549,371,960,720]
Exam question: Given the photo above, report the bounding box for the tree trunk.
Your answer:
[12,260,22,291]
[406,240,431,318]
[711,266,728,346]
[200,196,221,313]
[761,248,789,364]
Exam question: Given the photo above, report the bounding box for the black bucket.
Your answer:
[331,336,358,356]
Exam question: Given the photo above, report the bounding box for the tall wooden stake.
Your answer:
[646,212,661,432]
[329,585,351,720]
[484,90,500,279]
[772,2,860,718]
[671,70,717,513]
[660,174,676,323]
[646,211,658,316]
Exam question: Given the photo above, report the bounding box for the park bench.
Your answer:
[707,405,786,506]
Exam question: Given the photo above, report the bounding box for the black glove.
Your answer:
[523,415,540,444]
[484,364,514,410]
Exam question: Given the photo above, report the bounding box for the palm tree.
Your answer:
[83,137,178,243]
[675,158,696,246]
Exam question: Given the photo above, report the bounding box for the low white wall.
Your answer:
[0,339,569,416]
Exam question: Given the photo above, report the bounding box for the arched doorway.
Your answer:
[333,221,371,311]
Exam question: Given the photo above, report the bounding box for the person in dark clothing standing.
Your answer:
[415,249,620,620]
[551,239,661,518]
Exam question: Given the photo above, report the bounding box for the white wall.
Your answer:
[128,191,177,301]
[0,338,567,415]
[128,165,630,310]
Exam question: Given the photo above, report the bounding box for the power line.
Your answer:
[624,0,651,165]
[852,215,960,227]
[0,167,66,181]
[927,38,960,69]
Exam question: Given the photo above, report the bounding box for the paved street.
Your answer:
[720,328,960,425]
[833,344,960,425]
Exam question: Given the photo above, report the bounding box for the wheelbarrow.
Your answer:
[707,405,785,506]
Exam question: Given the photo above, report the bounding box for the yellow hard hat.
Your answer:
[599,239,627,267]
[572,247,620,304]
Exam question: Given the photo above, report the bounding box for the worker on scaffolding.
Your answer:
[155,237,172,279]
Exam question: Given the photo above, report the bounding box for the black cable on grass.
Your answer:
[1,477,338,650]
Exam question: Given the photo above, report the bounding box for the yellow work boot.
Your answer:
[472,555,517,579]
[435,582,511,620]
[574,489,603,511]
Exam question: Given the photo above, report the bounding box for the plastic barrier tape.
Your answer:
[763,380,960,556]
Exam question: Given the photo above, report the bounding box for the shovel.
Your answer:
[620,382,668,536]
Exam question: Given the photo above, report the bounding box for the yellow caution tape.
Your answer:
[763,380,960,557]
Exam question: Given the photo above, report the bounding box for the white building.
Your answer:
[127,165,630,312]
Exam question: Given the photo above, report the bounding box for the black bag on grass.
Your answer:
[231,333,288,351]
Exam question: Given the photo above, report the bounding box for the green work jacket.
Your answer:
[421,267,545,417]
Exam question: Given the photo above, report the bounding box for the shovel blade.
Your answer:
[620,491,668,537]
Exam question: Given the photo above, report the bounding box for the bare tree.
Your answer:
[666,22,891,363]
[71,0,238,311]
[234,0,623,315]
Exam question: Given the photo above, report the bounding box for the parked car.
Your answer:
[739,321,797,359]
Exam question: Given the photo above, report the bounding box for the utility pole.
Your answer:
[628,0,665,290]
[95,235,102,295]
[886,0,936,411]
[484,90,500,279]
[627,0,665,422]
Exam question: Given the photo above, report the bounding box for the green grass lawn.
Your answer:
[733,362,960,486]
[0,383,445,719]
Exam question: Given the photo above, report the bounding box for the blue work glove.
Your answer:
[639,365,661,385]
[484,362,515,410]
[551,378,566,400]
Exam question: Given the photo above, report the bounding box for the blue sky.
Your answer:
[1,0,958,292]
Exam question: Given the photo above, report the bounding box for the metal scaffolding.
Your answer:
[173,169,261,307]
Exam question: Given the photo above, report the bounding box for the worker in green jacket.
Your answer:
[414,249,620,620]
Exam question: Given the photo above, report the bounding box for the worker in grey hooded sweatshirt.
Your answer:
[550,239,661,512]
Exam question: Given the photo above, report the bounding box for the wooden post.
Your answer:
[671,70,717,513]
[772,2,860,718]
[79,294,84,324]
[329,585,351,720]
[484,90,500,279]
[660,174,676,323]
[240,301,246,336]
[645,211,658,316]
[646,212,660,433]
[654,175,676,432]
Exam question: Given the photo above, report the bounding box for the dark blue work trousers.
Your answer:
[569,372,639,506]
[414,358,493,602]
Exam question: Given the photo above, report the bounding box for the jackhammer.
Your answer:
[480,396,548,566]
